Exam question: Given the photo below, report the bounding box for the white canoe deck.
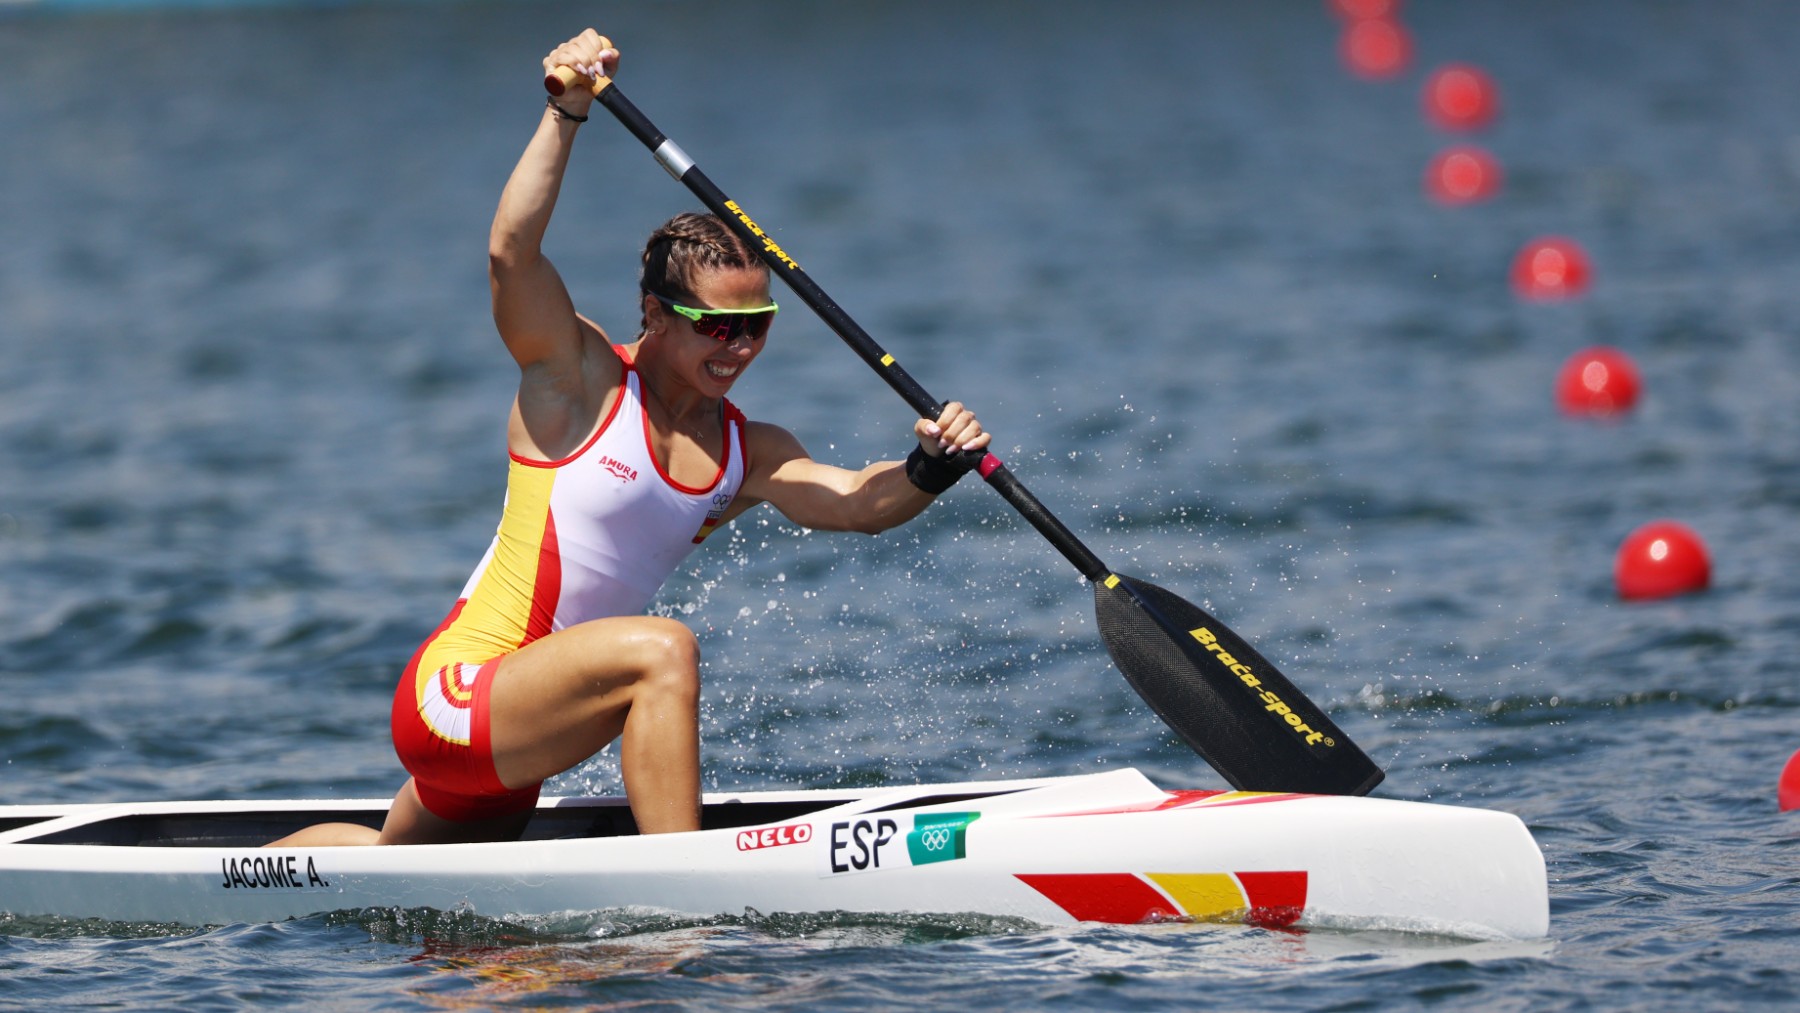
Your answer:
[0,768,1549,939]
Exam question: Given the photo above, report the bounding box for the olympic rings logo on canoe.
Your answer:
[919,827,954,851]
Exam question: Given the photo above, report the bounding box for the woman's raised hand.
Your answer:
[543,29,620,105]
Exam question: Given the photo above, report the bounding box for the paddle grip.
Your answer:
[543,38,614,97]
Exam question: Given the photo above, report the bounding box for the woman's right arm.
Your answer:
[488,31,620,372]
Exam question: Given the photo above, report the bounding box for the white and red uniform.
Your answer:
[391,345,747,820]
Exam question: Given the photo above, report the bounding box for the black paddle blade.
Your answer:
[1094,574,1384,796]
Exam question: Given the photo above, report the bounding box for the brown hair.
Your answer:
[639,212,765,330]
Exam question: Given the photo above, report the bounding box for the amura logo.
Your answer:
[597,454,638,483]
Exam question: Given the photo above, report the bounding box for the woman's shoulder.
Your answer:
[739,419,809,476]
[740,417,797,444]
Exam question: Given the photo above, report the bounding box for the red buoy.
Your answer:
[1340,18,1412,79]
[1615,521,1711,601]
[1781,748,1800,812]
[1555,346,1641,416]
[1423,64,1500,131]
[1512,236,1591,300]
[1424,145,1503,205]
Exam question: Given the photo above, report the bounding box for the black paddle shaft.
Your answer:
[595,85,1109,583]
[574,76,1384,796]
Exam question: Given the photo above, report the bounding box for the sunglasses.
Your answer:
[651,292,779,342]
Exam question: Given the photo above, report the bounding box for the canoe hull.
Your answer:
[0,769,1548,938]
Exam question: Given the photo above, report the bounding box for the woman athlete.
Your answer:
[271,30,989,848]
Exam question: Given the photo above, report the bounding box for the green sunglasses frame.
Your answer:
[649,291,779,341]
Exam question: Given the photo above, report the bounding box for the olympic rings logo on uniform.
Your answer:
[919,827,954,851]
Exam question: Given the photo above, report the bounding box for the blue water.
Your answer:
[2,0,1797,1008]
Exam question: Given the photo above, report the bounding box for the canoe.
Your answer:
[0,767,1547,938]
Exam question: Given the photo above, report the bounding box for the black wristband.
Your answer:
[546,96,589,123]
[904,444,973,496]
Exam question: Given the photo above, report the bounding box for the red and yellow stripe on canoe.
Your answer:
[1016,870,1307,927]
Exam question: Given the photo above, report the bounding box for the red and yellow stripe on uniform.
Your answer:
[412,461,563,740]
[690,513,725,544]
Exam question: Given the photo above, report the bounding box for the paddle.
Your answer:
[548,63,1384,796]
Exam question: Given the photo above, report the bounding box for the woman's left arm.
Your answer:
[732,403,990,535]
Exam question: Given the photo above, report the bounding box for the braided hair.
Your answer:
[639,212,765,332]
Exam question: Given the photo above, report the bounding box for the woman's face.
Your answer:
[649,267,775,396]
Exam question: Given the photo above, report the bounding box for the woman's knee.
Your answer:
[631,618,701,701]
[633,617,700,669]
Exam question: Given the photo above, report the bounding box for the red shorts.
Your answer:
[390,604,541,822]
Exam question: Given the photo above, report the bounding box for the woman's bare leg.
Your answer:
[486,615,702,834]
[265,822,380,848]
[266,779,531,847]
[267,615,702,847]
[375,778,533,845]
